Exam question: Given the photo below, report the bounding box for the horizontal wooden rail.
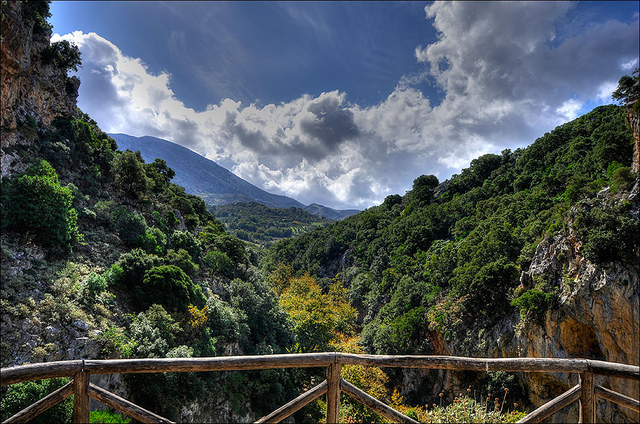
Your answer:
[595,385,640,412]
[1,360,83,386]
[87,383,174,424]
[3,354,637,385]
[84,353,337,376]
[586,360,640,380]
[2,380,74,424]
[517,384,582,423]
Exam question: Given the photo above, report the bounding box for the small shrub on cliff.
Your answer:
[1,160,79,256]
[511,289,554,321]
[43,40,81,72]
[20,0,52,34]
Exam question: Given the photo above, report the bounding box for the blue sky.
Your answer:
[50,1,639,209]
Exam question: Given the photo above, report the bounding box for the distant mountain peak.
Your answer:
[110,133,359,220]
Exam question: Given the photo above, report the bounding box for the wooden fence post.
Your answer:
[579,372,595,424]
[326,361,341,423]
[73,370,90,423]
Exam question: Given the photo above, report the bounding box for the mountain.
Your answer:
[110,133,359,220]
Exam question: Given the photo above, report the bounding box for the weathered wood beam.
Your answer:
[1,360,83,386]
[595,385,640,412]
[337,353,590,373]
[72,371,90,424]
[326,362,341,423]
[1,381,73,424]
[587,360,640,380]
[579,372,595,424]
[87,383,174,424]
[83,353,335,375]
[517,384,582,424]
[340,379,419,424]
[3,355,638,384]
[255,381,327,423]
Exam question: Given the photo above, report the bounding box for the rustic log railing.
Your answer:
[1,353,638,423]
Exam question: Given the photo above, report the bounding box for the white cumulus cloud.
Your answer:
[53,2,638,209]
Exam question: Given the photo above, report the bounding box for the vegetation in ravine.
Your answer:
[263,102,637,411]
[210,202,333,245]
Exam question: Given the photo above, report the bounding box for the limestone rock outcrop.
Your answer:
[432,189,640,422]
[1,0,79,178]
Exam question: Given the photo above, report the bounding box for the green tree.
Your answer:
[43,40,81,72]
[113,150,148,198]
[144,158,175,193]
[612,68,639,105]
[410,174,439,206]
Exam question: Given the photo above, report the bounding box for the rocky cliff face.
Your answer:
[628,101,639,175]
[426,187,639,422]
[1,0,79,178]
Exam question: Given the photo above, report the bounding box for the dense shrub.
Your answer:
[139,227,167,255]
[169,231,202,262]
[204,250,232,274]
[139,265,205,312]
[43,40,81,72]
[1,160,78,255]
[111,206,147,247]
[109,248,160,288]
[85,271,108,300]
[164,249,199,275]
[511,289,555,320]
[128,304,182,358]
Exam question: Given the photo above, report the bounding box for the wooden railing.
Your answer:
[1,353,638,423]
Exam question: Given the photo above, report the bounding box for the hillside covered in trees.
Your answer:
[262,103,639,419]
[265,104,637,352]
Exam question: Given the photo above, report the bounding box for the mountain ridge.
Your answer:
[110,133,359,220]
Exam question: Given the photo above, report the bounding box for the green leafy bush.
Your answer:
[128,304,182,358]
[139,265,205,312]
[90,410,130,423]
[169,231,202,262]
[204,250,232,274]
[109,248,160,288]
[610,166,635,193]
[139,227,167,255]
[1,160,78,255]
[111,207,147,247]
[511,289,554,320]
[164,248,199,275]
[85,271,108,300]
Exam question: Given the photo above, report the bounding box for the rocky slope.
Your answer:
[1,0,80,178]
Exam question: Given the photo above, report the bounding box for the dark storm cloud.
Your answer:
[300,96,360,149]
